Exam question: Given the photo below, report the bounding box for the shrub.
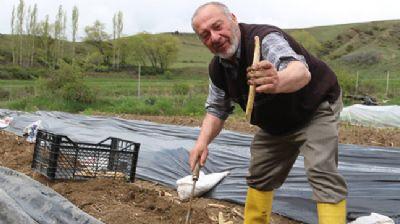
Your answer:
[94,65,110,72]
[173,83,190,95]
[345,44,354,53]
[341,50,382,65]
[145,97,156,105]
[40,62,95,104]
[0,65,46,79]
[329,64,356,96]
[0,70,12,79]
[0,88,10,100]
[61,82,95,104]
[358,79,378,95]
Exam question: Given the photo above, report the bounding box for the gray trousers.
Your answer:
[247,95,348,203]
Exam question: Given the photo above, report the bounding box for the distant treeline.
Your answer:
[3,0,179,74]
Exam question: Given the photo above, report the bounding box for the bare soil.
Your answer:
[1,115,399,224]
[107,114,400,148]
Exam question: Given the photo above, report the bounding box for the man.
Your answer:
[190,2,347,224]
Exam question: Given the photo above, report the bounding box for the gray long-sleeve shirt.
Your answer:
[205,32,308,120]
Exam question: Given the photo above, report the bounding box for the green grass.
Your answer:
[2,19,400,116]
[174,33,212,68]
[0,74,210,115]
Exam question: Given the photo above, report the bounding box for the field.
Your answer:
[1,113,398,224]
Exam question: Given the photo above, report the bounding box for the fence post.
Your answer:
[385,71,390,97]
[355,71,359,95]
[137,63,141,98]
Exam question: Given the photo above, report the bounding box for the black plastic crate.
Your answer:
[31,130,140,182]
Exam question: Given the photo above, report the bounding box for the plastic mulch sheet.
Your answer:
[1,109,399,223]
[340,104,400,128]
[0,166,103,224]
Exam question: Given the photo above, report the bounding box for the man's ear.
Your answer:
[231,13,237,23]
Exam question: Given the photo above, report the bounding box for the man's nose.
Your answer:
[210,31,221,43]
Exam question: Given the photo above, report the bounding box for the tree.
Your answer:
[116,11,123,69]
[53,5,63,67]
[28,4,37,66]
[72,6,78,63]
[84,20,110,65]
[38,15,51,67]
[16,0,25,66]
[11,6,16,64]
[140,34,179,73]
[112,13,117,68]
[112,11,123,69]
[125,34,147,67]
[60,9,67,60]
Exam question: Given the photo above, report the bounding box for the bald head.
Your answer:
[191,2,241,59]
[191,2,232,32]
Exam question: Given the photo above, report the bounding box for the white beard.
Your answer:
[217,25,240,59]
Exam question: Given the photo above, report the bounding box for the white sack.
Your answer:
[23,120,41,143]
[0,116,13,128]
[176,171,229,201]
[349,213,395,224]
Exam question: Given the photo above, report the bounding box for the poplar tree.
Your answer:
[116,11,123,69]
[17,0,25,66]
[54,5,63,67]
[41,15,51,67]
[11,6,16,64]
[72,6,79,63]
[29,4,37,66]
[25,6,31,66]
[60,9,67,60]
[112,13,117,68]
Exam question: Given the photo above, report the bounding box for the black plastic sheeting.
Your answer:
[0,166,103,224]
[1,109,399,223]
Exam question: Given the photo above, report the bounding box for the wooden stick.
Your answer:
[207,203,227,209]
[245,36,260,122]
[231,207,244,220]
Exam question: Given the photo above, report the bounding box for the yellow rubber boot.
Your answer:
[244,187,274,224]
[317,200,346,224]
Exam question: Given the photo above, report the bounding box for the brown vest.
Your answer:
[209,23,340,135]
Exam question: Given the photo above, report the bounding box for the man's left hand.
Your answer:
[247,60,279,94]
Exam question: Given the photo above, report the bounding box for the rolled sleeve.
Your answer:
[205,81,234,120]
[261,32,308,71]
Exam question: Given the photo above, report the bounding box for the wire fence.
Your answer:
[0,81,210,102]
[0,75,398,104]
[351,73,400,99]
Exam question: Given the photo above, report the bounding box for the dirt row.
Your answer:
[106,113,400,148]
[0,129,297,224]
[1,114,399,224]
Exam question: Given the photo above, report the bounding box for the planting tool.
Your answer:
[245,36,261,122]
[184,162,201,224]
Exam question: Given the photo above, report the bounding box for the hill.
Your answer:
[174,20,400,78]
[1,19,399,104]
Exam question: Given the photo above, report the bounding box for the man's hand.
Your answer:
[247,60,279,94]
[189,143,208,171]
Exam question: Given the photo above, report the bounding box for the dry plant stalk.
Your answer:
[245,36,260,122]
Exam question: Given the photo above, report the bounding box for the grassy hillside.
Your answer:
[172,20,400,79]
[1,19,400,111]
[287,20,400,78]
[173,33,213,68]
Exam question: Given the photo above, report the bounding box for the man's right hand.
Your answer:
[189,142,208,171]
[188,113,225,171]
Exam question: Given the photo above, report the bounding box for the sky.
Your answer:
[1,0,400,40]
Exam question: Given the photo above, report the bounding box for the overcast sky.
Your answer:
[1,0,399,40]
